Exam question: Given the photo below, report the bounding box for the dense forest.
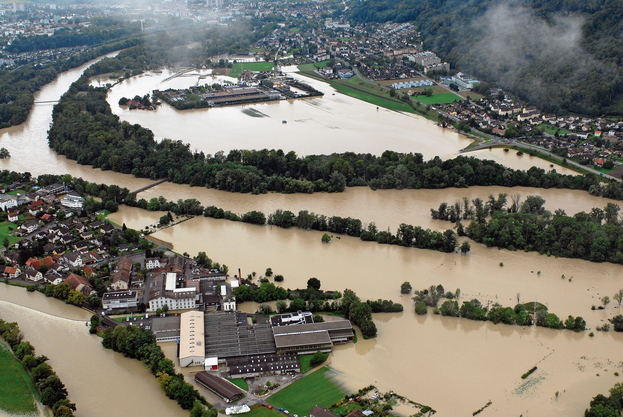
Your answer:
[431,193,623,264]
[349,0,623,116]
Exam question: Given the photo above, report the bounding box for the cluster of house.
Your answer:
[0,182,141,298]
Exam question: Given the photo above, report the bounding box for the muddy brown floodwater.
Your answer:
[102,67,472,160]
[112,184,619,235]
[0,286,188,417]
[0,51,621,417]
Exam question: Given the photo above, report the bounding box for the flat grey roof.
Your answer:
[274,331,332,348]
[272,320,353,335]
[151,316,181,339]
[204,311,276,358]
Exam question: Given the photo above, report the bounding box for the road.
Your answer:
[461,138,621,181]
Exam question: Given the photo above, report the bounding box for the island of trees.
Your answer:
[431,193,623,264]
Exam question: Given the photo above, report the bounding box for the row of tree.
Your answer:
[101,325,215,414]
[202,204,461,253]
[438,299,586,331]
[0,319,76,416]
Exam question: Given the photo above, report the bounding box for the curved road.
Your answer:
[461,138,621,181]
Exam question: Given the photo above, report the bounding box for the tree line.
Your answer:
[431,193,623,264]
[201,204,460,253]
[0,319,77,417]
[0,37,141,129]
[101,325,216,416]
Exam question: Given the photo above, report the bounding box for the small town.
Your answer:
[0,176,433,417]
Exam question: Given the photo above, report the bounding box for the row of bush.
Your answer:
[0,319,76,416]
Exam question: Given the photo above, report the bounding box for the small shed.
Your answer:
[205,357,219,371]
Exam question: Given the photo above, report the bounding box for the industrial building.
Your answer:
[151,315,181,342]
[204,311,276,359]
[102,290,139,311]
[227,352,300,378]
[179,311,205,367]
[271,320,354,354]
[451,72,480,90]
[148,271,197,312]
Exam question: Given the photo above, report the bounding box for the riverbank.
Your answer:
[0,341,40,416]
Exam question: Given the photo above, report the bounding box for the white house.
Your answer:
[24,268,43,282]
[60,193,85,210]
[145,258,163,270]
[64,252,83,268]
[0,195,18,211]
[20,220,39,234]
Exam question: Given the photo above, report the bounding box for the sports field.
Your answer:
[416,93,462,105]
[229,62,274,78]
[0,343,38,414]
[267,367,345,416]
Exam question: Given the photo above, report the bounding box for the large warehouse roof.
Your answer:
[179,311,205,361]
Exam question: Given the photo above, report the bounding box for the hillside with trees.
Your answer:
[349,0,623,116]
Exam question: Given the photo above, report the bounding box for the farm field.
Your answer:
[267,367,346,416]
[416,92,462,105]
[0,342,38,414]
[245,404,283,417]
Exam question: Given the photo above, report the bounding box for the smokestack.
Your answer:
[238,268,241,286]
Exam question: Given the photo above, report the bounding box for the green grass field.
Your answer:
[297,61,330,72]
[0,343,38,414]
[267,367,346,416]
[0,221,22,245]
[245,404,284,417]
[537,124,570,135]
[230,378,249,391]
[416,93,462,105]
[299,354,314,374]
[229,62,274,78]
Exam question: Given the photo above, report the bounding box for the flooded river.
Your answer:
[100,67,471,160]
[0,53,620,417]
[110,184,620,235]
[0,286,187,417]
